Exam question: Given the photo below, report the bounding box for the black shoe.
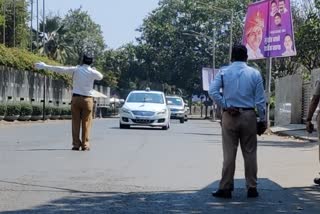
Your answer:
[71,147,80,151]
[247,188,259,198]
[212,189,232,198]
[314,177,320,185]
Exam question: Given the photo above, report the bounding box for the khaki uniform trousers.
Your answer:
[71,96,94,149]
[219,110,258,190]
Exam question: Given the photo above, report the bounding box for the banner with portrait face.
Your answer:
[242,0,296,60]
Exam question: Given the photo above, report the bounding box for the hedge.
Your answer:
[31,104,43,116]
[51,106,62,116]
[0,44,71,85]
[20,102,33,116]
[0,103,6,116]
[6,103,21,116]
[61,107,71,115]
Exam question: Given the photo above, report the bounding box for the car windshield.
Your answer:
[127,92,164,104]
[167,97,183,106]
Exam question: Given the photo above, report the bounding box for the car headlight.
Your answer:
[121,108,131,114]
[157,109,167,115]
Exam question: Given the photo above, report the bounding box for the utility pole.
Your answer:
[36,0,38,48]
[13,0,16,47]
[30,0,33,51]
[229,9,234,62]
[42,0,45,49]
[2,1,5,45]
[42,0,46,121]
[266,57,272,127]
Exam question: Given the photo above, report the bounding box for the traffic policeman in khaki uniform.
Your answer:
[35,54,103,151]
[306,79,320,185]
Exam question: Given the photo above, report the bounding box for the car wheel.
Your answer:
[180,118,184,123]
[162,122,170,130]
[120,123,130,129]
[314,177,320,185]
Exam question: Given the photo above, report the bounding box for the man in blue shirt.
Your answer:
[209,45,266,198]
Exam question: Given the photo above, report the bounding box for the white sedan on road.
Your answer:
[119,89,170,130]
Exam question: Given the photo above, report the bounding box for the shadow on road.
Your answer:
[183,132,221,136]
[1,178,319,213]
[109,126,164,131]
[15,149,70,151]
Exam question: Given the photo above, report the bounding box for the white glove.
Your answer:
[34,62,47,70]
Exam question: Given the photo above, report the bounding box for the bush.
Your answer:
[6,103,21,116]
[51,106,62,116]
[0,44,71,85]
[0,103,6,116]
[32,104,43,116]
[61,107,71,115]
[45,106,53,115]
[20,102,33,116]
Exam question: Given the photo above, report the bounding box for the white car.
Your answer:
[166,96,187,123]
[119,89,170,130]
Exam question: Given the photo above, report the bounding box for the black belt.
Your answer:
[72,93,92,98]
[223,107,254,111]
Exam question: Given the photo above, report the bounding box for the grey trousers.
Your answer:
[219,110,258,190]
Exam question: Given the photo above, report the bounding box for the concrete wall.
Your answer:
[275,74,303,125]
[0,66,109,106]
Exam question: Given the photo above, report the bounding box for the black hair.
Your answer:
[271,0,276,5]
[279,0,285,3]
[82,54,93,65]
[231,45,248,62]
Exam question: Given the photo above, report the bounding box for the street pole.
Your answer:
[265,57,272,127]
[229,9,234,62]
[2,1,5,45]
[212,29,216,70]
[42,0,45,48]
[212,29,216,120]
[30,0,33,51]
[205,28,216,119]
[42,0,46,121]
[13,0,16,47]
[36,0,38,48]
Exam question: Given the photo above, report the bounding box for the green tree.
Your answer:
[137,0,249,97]
[0,0,29,48]
[36,14,76,63]
[272,0,320,79]
[62,7,105,65]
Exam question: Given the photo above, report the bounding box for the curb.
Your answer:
[271,130,318,142]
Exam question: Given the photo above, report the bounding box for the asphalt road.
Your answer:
[0,118,319,213]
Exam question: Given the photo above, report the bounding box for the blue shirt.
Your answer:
[209,62,266,121]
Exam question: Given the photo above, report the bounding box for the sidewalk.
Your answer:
[270,124,318,142]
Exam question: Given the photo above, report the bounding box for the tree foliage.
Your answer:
[134,0,250,97]
[62,8,105,65]
[272,0,320,79]
[35,15,76,63]
[0,0,29,48]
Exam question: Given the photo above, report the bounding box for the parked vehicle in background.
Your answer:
[166,95,187,123]
[119,88,170,130]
